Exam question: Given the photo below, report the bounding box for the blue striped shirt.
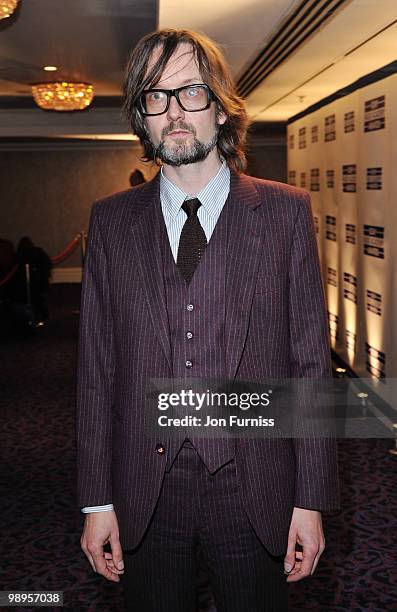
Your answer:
[160,160,231,261]
[81,161,231,514]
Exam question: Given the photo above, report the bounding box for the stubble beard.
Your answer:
[152,121,219,166]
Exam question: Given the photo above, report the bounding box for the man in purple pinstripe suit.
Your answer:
[76,29,339,611]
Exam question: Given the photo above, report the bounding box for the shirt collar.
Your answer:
[160,161,230,220]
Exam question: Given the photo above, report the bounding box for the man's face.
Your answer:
[143,43,226,166]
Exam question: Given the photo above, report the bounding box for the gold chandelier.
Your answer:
[0,0,19,19]
[31,82,94,112]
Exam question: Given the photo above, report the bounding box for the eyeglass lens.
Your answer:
[142,85,209,114]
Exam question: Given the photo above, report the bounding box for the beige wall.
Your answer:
[0,143,155,268]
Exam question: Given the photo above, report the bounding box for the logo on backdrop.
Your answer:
[345,223,356,245]
[363,225,384,259]
[326,215,337,241]
[310,168,320,191]
[344,111,355,133]
[366,167,383,190]
[324,114,336,141]
[298,127,306,149]
[288,170,296,186]
[343,273,357,303]
[327,311,339,341]
[326,169,335,188]
[342,164,357,192]
[365,343,386,379]
[327,267,337,287]
[364,95,385,132]
[366,290,382,316]
[311,125,319,143]
[300,171,306,188]
[345,330,357,354]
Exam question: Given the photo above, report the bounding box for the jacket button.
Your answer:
[155,443,165,455]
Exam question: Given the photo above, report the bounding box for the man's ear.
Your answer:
[216,104,227,126]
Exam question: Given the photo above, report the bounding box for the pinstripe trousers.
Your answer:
[122,442,289,611]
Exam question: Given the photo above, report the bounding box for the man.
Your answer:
[76,29,339,611]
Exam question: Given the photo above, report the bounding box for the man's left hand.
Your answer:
[283,507,325,582]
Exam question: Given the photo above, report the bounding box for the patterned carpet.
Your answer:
[0,284,396,612]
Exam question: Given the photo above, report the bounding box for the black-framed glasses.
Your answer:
[139,84,215,116]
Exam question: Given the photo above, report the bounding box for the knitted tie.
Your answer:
[177,198,208,283]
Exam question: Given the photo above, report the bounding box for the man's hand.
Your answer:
[283,507,325,582]
[80,510,124,582]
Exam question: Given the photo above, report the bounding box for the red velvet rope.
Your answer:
[0,232,86,286]
[51,235,81,265]
[0,264,19,287]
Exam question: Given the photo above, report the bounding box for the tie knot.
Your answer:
[182,198,201,217]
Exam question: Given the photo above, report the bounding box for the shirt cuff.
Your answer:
[81,504,114,513]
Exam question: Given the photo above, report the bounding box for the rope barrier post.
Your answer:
[24,262,36,328]
[73,231,87,318]
[80,230,87,264]
[25,263,31,308]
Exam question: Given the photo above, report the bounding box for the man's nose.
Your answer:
[166,94,185,121]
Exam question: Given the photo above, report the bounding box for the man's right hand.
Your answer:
[80,510,124,582]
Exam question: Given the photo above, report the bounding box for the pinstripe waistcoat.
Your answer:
[76,169,340,556]
[162,188,235,472]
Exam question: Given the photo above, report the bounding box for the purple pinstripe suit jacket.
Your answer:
[76,169,340,556]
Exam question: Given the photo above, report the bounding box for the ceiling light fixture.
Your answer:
[31,81,94,112]
[43,66,58,72]
[0,0,19,19]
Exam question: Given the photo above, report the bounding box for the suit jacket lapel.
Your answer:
[225,171,265,379]
[130,173,172,371]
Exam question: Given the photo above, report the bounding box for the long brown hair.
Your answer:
[123,29,250,172]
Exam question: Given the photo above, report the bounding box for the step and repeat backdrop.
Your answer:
[287,70,397,379]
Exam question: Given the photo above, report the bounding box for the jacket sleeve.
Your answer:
[75,202,115,508]
[288,191,340,511]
